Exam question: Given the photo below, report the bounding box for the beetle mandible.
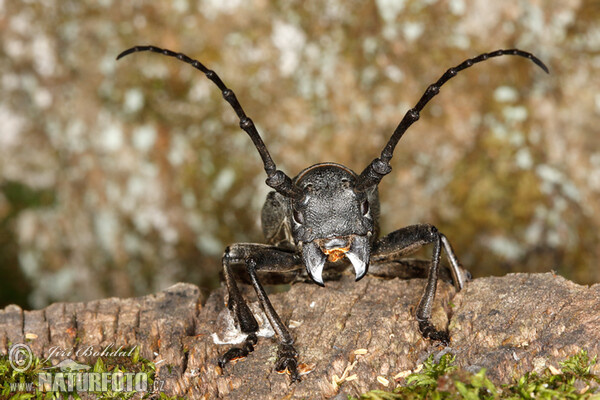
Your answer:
[117,46,548,381]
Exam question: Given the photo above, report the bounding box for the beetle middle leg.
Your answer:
[219,243,303,381]
[372,224,469,344]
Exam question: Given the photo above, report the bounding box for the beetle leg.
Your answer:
[246,258,301,382]
[414,230,448,343]
[217,247,260,368]
[372,224,468,344]
[218,244,303,381]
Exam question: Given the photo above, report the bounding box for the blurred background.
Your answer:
[1,0,598,309]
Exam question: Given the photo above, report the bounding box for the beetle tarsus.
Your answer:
[218,333,258,368]
[275,343,300,382]
[418,320,450,346]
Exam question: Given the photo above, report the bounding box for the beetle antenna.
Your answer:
[357,48,549,191]
[117,45,301,198]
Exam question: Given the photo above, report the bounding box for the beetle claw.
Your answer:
[217,333,258,369]
[275,343,301,382]
[418,320,450,345]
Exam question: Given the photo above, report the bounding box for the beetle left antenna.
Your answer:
[117,45,301,199]
[356,48,549,191]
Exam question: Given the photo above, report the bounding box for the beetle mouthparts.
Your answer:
[302,241,327,286]
[323,246,351,262]
[303,236,370,286]
[347,235,370,281]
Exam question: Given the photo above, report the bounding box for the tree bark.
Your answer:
[1,273,599,399]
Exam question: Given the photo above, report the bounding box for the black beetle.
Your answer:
[117,46,548,381]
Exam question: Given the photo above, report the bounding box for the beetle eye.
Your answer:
[360,199,369,216]
[293,209,304,224]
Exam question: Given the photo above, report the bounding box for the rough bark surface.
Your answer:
[1,273,599,399]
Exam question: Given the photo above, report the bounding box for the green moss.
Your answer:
[352,350,600,400]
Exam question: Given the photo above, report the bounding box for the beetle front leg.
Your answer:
[246,258,300,381]
[218,244,303,381]
[372,224,468,344]
[414,231,448,343]
[217,247,260,368]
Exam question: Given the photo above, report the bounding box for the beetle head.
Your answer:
[291,163,377,286]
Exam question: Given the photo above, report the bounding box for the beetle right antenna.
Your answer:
[117,45,301,199]
[357,48,549,191]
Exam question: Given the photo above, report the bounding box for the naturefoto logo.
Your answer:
[9,343,34,372]
[7,343,150,394]
[37,371,149,393]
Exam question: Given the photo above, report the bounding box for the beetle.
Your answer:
[117,46,548,381]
